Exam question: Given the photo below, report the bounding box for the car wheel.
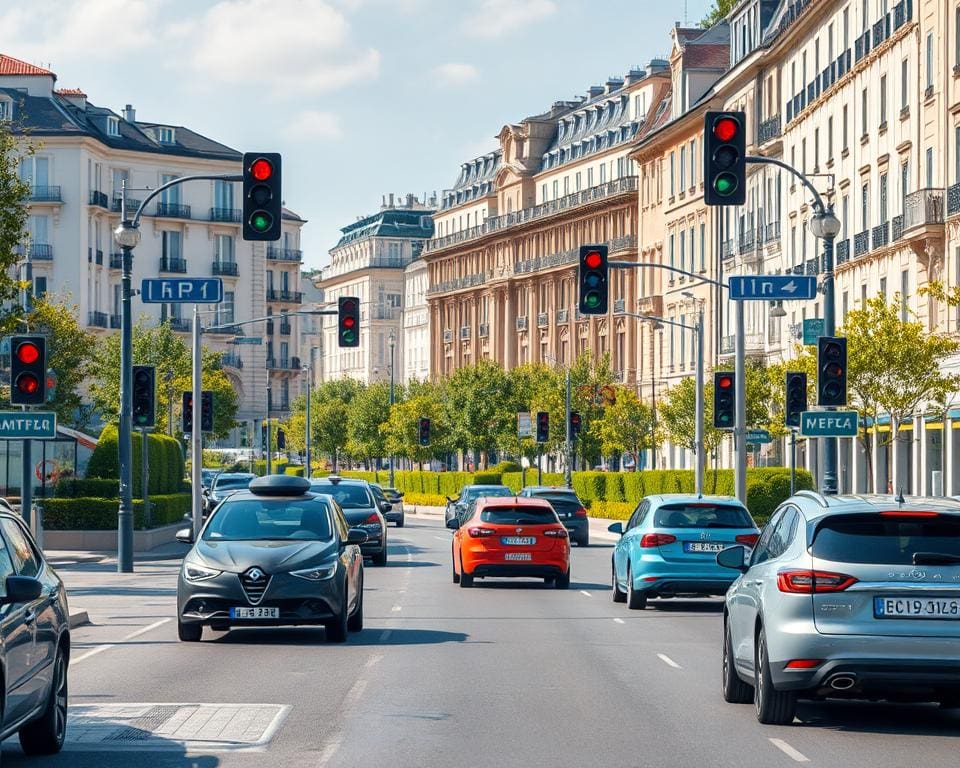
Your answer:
[19,643,68,755]
[611,562,626,603]
[178,619,203,642]
[452,548,460,584]
[347,574,364,632]
[459,557,474,588]
[578,535,589,547]
[626,565,647,610]
[373,543,388,567]
[722,621,753,704]
[555,569,571,589]
[754,630,797,724]
[327,589,350,643]
[396,515,404,528]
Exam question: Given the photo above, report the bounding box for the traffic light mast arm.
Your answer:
[609,261,728,291]
[617,311,695,332]
[126,173,243,226]
[744,155,828,215]
[206,308,338,333]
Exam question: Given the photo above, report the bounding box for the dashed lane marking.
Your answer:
[71,619,172,667]
[657,653,682,669]
[391,605,402,612]
[769,738,810,763]
[613,618,625,624]
[579,590,592,597]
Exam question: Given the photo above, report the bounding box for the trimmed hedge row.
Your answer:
[41,493,192,530]
[87,425,185,495]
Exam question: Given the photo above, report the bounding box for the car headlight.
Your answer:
[183,561,222,582]
[290,563,338,581]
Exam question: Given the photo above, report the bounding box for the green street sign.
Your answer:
[746,429,772,444]
[0,411,57,439]
[803,318,825,345]
[799,410,859,437]
[233,337,263,345]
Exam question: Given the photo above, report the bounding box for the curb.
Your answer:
[69,609,90,629]
[47,553,110,567]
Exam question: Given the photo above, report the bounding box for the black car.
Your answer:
[310,477,389,566]
[371,485,404,527]
[518,487,590,546]
[176,475,367,642]
[445,485,515,523]
[0,509,71,754]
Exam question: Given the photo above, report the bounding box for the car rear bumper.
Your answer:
[470,563,568,579]
[561,519,588,539]
[773,658,960,696]
[384,507,404,522]
[635,576,735,597]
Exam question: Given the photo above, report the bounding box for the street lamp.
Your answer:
[301,363,312,479]
[387,330,396,488]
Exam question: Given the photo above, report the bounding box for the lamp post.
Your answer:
[388,330,396,488]
[301,363,312,479]
[266,383,273,475]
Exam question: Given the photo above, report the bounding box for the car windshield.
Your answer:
[203,498,332,541]
[653,503,754,529]
[811,513,960,564]
[311,483,372,509]
[464,486,513,502]
[214,476,253,491]
[480,505,558,525]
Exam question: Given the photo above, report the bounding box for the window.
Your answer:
[575,172,582,192]
[879,75,887,125]
[0,99,10,121]
[879,277,887,300]
[901,59,909,109]
[107,116,120,137]
[842,194,849,238]
[879,173,888,223]
[926,147,934,188]
[690,139,697,186]
[679,228,686,272]
[19,156,49,187]
[552,180,559,199]
[956,7,960,68]
[861,89,868,137]
[814,129,819,168]
[214,180,234,210]
[669,233,675,270]
[827,116,834,158]
[215,234,234,263]
[861,0,868,30]
[541,183,547,202]
[689,228,695,274]
[162,230,182,260]
[27,214,49,246]
[0,518,40,578]
[563,176,569,195]
[669,151,675,196]
[842,291,849,322]
[160,174,180,204]
[599,164,606,184]
[679,146,686,192]
[843,6,849,48]
[586,168,593,187]
[901,270,909,321]
[33,276,47,299]
[158,126,175,144]
[842,105,849,150]
[901,161,909,203]
[926,33,934,91]
[861,182,870,230]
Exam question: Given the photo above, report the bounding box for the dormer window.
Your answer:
[158,126,175,144]
[107,116,120,137]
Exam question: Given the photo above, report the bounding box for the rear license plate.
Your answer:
[502,536,536,545]
[683,541,726,553]
[874,597,960,619]
[504,552,533,561]
[229,607,279,619]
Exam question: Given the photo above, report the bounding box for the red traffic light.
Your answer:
[343,316,356,329]
[15,341,40,365]
[584,251,602,269]
[717,375,733,389]
[251,158,273,181]
[16,374,39,395]
[713,116,739,142]
[341,298,357,313]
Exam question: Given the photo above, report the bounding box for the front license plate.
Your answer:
[229,607,279,619]
[683,541,726,553]
[874,597,960,619]
[502,536,536,546]
[504,552,533,561]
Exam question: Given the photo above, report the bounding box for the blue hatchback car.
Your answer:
[609,495,759,610]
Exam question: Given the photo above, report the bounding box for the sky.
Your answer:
[2,0,715,270]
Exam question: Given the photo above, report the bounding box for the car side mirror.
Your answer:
[175,527,195,544]
[398,492,405,498]
[717,545,749,573]
[2,576,42,605]
[607,522,624,536]
[446,496,454,503]
[379,501,392,513]
[445,517,460,530]
[346,528,368,545]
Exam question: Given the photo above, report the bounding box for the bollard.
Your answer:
[932,470,944,497]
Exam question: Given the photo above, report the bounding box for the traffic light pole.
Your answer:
[20,248,32,529]
[565,370,572,489]
[191,305,203,542]
[734,300,747,502]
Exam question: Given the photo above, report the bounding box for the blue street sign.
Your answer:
[799,410,859,437]
[803,318,825,345]
[729,275,817,301]
[746,428,772,444]
[0,411,57,439]
[233,337,263,345]
[141,278,223,304]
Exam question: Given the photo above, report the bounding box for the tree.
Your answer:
[314,399,350,472]
[384,392,450,469]
[597,388,654,470]
[701,0,736,28]
[0,118,32,325]
[347,382,391,465]
[443,360,512,467]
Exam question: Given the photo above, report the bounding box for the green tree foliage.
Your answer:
[443,360,511,467]
[384,390,451,468]
[314,399,350,472]
[346,381,391,462]
[701,0,736,28]
[0,118,31,321]
[597,387,655,470]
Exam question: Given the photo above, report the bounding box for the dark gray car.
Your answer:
[176,475,367,642]
[518,487,590,546]
[445,485,515,523]
[311,477,389,566]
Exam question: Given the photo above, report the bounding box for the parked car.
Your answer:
[176,474,367,642]
[718,491,960,725]
[609,494,759,610]
[310,476,389,566]
[448,496,571,588]
[445,485,515,523]
[200,468,220,491]
[518,486,590,546]
[372,485,404,527]
[0,507,71,754]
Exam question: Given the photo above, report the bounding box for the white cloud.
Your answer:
[462,0,556,39]
[432,63,480,87]
[284,110,342,140]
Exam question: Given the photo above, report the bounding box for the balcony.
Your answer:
[169,317,191,332]
[212,260,239,277]
[891,215,904,242]
[556,308,569,324]
[427,272,486,296]
[266,357,301,371]
[160,256,187,273]
[28,186,61,203]
[88,311,108,328]
[109,252,123,269]
[209,207,241,223]
[111,196,141,214]
[28,243,53,260]
[266,289,303,304]
[443,329,453,343]
[805,257,819,275]
[738,228,756,252]
[266,247,303,262]
[155,202,191,219]
[947,183,960,217]
[88,190,109,209]
[722,239,734,259]
[478,322,489,338]
[835,239,850,265]
[460,325,471,340]
[758,114,782,143]
[370,305,396,321]
[279,322,291,336]
[902,188,945,234]
[762,221,781,245]
[109,314,122,329]
[720,333,765,356]
[613,298,626,314]
[516,315,528,332]
[537,312,549,328]
[854,231,871,258]
[637,295,663,317]
[893,0,913,30]
[221,353,243,369]
[871,221,889,250]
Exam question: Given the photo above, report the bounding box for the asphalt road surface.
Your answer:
[7,515,960,768]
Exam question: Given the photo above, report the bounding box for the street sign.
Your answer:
[141,278,223,304]
[517,412,532,438]
[233,337,263,345]
[746,428,772,444]
[728,275,817,301]
[803,318,825,345]
[799,410,859,437]
[0,411,57,439]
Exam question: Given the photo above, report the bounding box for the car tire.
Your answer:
[722,622,753,704]
[460,558,474,588]
[555,570,571,589]
[373,543,388,567]
[18,643,68,755]
[626,565,647,610]
[611,562,627,603]
[754,630,797,725]
[347,576,364,633]
[327,592,350,643]
[578,535,589,547]
[178,619,203,642]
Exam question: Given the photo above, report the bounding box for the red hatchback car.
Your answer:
[448,496,571,588]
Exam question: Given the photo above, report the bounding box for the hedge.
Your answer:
[402,492,448,507]
[589,501,635,520]
[251,459,288,476]
[86,424,185,495]
[284,465,305,477]
[41,493,192,530]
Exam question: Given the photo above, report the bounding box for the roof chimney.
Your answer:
[605,77,624,94]
[122,104,136,123]
[388,193,395,208]
[406,193,416,208]
[624,68,646,85]
[587,85,604,101]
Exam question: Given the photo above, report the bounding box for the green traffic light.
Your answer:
[342,330,355,344]
[585,292,600,308]
[251,212,272,232]
[714,173,738,196]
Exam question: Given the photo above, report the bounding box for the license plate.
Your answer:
[502,536,536,546]
[874,597,960,619]
[229,606,279,619]
[504,552,532,561]
[683,541,726,553]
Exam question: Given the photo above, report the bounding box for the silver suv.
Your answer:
[718,491,960,725]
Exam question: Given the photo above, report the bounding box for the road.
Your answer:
[7,515,960,768]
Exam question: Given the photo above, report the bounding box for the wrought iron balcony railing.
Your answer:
[155,202,192,219]
[160,256,187,273]
[212,260,239,276]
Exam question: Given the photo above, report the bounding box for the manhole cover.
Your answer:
[65,703,289,751]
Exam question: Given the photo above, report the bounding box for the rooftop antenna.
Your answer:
[895,487,906,504]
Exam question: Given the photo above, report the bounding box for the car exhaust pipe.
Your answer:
[829,675,856,691]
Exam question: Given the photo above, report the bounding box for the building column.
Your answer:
[504,288,516,369]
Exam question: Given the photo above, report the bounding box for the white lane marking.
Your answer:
[317,738,342,768]
[433,536,449,541]
[71,644,113,666]
[71,618,172,666]
[769,738,809,763]
[657,653,682,669]
[579,590,592,597]
[123,618,171,640]
[380,629,393,642]
[613,618,625,624]
[391,605,402,612]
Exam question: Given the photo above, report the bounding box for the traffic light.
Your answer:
[418,417,431,446]
[242,152,282,241]
[200,391,214,433]
[10,336,46,405]
[578,245,608,315]
[536,411,549,443]
[132,365,156,428]
[713,371,735,429]
[182,392,193,434]
[704,111,746,206]
[817,336,847,406]
[570,411,582,438]
[338,296,360,348]
[785,372,807,428]
[276,427,286,450]
[45,369,57,404]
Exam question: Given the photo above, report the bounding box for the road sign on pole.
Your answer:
[141,278,223,304]
[799,410,859,437]
[233,337,263,345]
[0,412,57,439]
[728,275,817,301]
[745,428,772,444]
[802,318,825,345]
[517,412,532,438]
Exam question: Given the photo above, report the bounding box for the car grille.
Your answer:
[240,568,270,605]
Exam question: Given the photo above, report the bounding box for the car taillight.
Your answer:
[640,533,677,548]
[468,527,496,538]
[574,507,588,518]
[735,534,760,547]
[544,528,568,538]
[777,569,858,593]
[879,510,939,518]
[785,659,822,669]
[364,513,380,524]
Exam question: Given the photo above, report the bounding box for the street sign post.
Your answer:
[517,412,532,439]
[233,337,263,345]
[803,318,825,345]
[799,410,859,437]
[0,411,57,439]
[728,275,817,301]
[141,278,223,304]
[745,428,772,444]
